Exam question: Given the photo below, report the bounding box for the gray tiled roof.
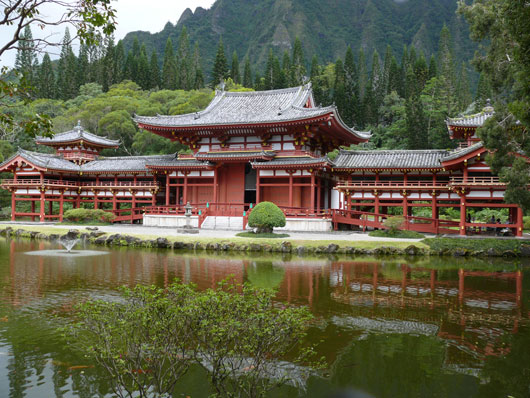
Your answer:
[446,106,494,128]
[195,150,276,160]
[441,142,484,162]
[134,84,371,141]
[36,122,120,147]
[0,150,177,173]
[146,157,214,168]
[251,156,331,168]
[0,149,81,171]
[81,154,175,173]
[334,149,448,169]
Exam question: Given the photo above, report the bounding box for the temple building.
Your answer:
[0,85,524,236]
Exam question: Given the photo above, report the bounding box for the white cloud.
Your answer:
[0,0,215,67]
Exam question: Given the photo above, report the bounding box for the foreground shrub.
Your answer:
[63,208,115,223]
[383,216,405,235]
[69,280,318,398]
[248,201,286,234]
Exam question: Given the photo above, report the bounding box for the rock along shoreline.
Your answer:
[2,226,530,258]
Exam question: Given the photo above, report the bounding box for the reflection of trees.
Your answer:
[478,328,530,398]
[246,260,285,289]
[330,334,479,398]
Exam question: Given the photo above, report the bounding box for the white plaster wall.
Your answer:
[143,215,199,227]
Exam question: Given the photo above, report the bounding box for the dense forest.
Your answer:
[1,21,491,163]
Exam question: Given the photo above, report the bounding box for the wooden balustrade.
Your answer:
[1,179,158,190]
[336,180,447,190]
[449,176,504,186]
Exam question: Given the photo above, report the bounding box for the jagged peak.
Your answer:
[177,8,193,25]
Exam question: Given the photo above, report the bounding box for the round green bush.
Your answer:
[248,202,286,234]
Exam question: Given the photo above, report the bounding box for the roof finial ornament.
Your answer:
[483,99,494,113]
[219,79,225,91]
[302,75,309,84]
[75,120,82,130]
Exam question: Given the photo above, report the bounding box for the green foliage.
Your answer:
[248,202,286,234]
[382,216,405,235]
[524,216,530,231]
[423,237,529,254]
[369,229,424,239]
[63,208,115,223]
[70,280,317,398]
[235,232,289,239]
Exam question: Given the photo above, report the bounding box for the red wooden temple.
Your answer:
[0,86,525,235]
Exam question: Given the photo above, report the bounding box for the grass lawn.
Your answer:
[369,230,425,239]
[235,232,290,239]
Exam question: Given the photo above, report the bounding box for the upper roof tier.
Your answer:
[134,84,370,144]
[36,121,120,148]
[446,102,494,131]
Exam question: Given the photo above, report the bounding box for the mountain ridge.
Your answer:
[122,0,474,76]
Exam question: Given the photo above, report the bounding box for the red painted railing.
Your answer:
[1,179,158,190]
[336,180,448,190]
[81,181,158,189]
[1,179,78,187]
[449,176,504,186]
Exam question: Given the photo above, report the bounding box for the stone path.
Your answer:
[1,222,427,243]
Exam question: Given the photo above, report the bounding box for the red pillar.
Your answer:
[59,191,64,222]
[165,173,170,206]
[459,196,467,236]
[288,172,293,207]
[112,190,117,211]
[256,170,260,204]
[31,200,35,222]
[213,168,218,205]
[516,206,523,237]
[11,191,15,221]
[183,173,188,204]
[316,177,321,212]
[39,190,45,222]
[310,172,315,212]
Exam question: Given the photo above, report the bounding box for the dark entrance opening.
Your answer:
[244,163,257,206]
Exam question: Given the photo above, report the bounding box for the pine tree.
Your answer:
[192,43,204,89]
[310,54,324,105]
[428,55,437,79]
[243,57,252,88]
[414,52,429,93]
[456,62,472,111]
[382,45,393,95]
[333,58,347,123]
[161,38,177,89]
[212,38,228,87]
[368,50,383,124]
[475,73,492,109]
[358,48,367,99]
[437,25,457,114]
[405,94,426,149]
[137,45,150,90]
[290,37,306,86]
[56,28,78,100]
[114,40,126,84]
[387,56,402,95]
[149,50,161,89]
[102,35,116,91]
[230,51,240,84]
[76,43,89,89]
[36,53,55,98]
[14,25,38,90]
[281,51,291,87]
[343,46,358,126]
[264,49,275,90]
[177,27,191,89]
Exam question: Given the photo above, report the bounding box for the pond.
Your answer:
[0,238,529,398]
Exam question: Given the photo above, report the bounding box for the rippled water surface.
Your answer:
[0,238,529,398]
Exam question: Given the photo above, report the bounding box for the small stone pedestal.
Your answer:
[177,202,199,234]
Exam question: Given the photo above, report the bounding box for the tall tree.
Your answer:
[243,57,252,88]
[456,62,472,111]
[101,35,116,91]
[475,73,492,109]
[176,27,191,90]
[192,43,204,89]
[36,53,55,98]
[459,0,530,210]
[161,38,177,89]
[114,40,126,84]
[211,38,228,87]
[76,43,89,89]
[14,25,38,89]
[405,93,426,149]
[230,51,240,84]
[343,46,358,126]
[357,48,368,99]
[56,28,78,100]
[290,37,306,86]
[137,45,150,90]
[149,50,161,89]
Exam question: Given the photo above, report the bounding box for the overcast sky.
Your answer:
[0,0,216,67]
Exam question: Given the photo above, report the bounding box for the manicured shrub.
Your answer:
[248,201,286,234]
[524,216,530,230]
[383,216,405,235]
[64,208,115,223]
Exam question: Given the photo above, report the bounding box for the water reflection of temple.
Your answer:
[325,261,526,362]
